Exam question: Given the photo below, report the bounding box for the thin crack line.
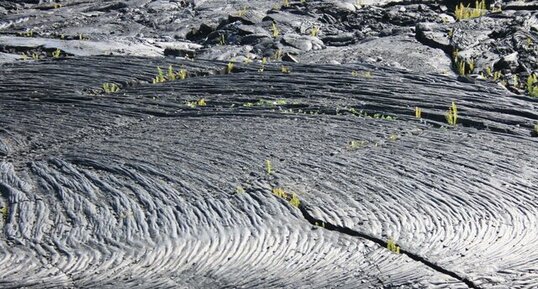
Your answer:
[297,203,480,289]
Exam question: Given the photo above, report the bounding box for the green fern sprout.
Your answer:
[527,74,538,97]
[0,206,8,222]
[236,6,248,17]
[152,66,166,84]
[272,187,287,198]
[387,237,400,254]
[235,185,245,194]
[102,82,120,94]
[445,101,458,126]
[167,65,176,81]
[272,49,283,60]
[52,48,61,58]
[455,0,487,21]
[178,69,188,80]
[493,71,503,81]
[415,107,422,119]
[271,22,280,38]
[265,160,273,175]
[227,61,235,74]
[289,193,300,207]
[218,34,226,45]
[310,26,320,37]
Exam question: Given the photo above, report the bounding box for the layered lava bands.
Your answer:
[0,57,537,288]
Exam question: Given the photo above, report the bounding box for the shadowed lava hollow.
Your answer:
[0,0,538,288]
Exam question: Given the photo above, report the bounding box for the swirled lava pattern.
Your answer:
[0,57,537,288]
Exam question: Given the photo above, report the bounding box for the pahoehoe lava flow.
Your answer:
[1,0,538,287]
[0,56,537,288]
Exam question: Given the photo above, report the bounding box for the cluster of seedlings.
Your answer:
[454,0,487,21]
[152,65,188,84]
[19,48,64,61]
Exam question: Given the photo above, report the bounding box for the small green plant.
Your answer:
[235,185,245,194]
[272,188,300,207]
[271,22,280,38]
[534,123,538,135]
[0,206,7,222]
[310,26,320,37]
[527,74,538,97]
[493,71,502,81]
[445,101,458,126]
[289,193,300,207]
[349,140,367,150]
[272,49,283,61]
[186,98,207,108]
[31,52,40,60]
[272,187,287,198]
[455,0,487,21]
[152,66,166,84]
[178,69,188,80]
[415,107,422,119]
[283,0,290,7]
[315,221,325,227]
[218,34,226,45]
[455,58,467,75]
[102,82,120,93]
[351,70,359,77]
[236,6,248,17]
[19,29,33,37]
[265,160,273,175]
[387,237,400,254]
[167,65,176,81]
[52,48,61,58]
[227,61,235,74]
[485,66,492,77]
[281,66,290,73]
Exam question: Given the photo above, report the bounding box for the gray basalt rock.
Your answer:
[282,34,325,52]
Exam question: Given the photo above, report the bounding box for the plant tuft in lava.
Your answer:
[289,193,300,207]
[227,61,235,74]
[52,48,61,58]
[415,107,422,119]
[527,74,538,97]
[272,187,287,198]
[455,0,487,21]
[265,160,273,175]
[271,22,280,38]
[387,237,400,254]
[445,101,458,126]
[310,26,320,37]
[178,69,188,80]
[0,206,7,222]
[102,83,120,94]
[167,65,176,81]
[153,66,166,84]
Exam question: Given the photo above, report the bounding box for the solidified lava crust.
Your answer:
[1,0,538,288]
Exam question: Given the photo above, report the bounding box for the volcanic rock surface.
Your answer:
[0,0,537,288]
